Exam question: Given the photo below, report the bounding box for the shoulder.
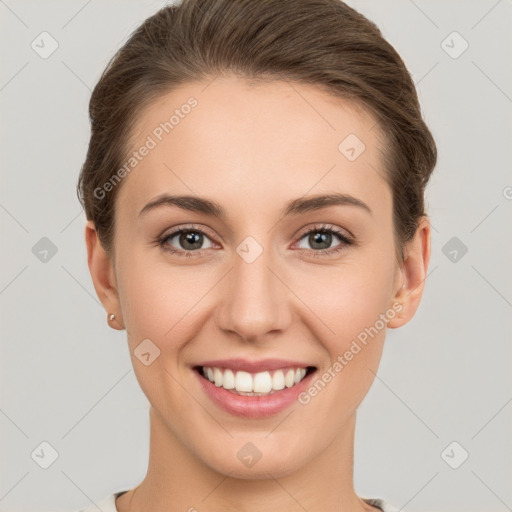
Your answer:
[69,492,396,512]
[362,497,400,512]
[70,494,116,512]
[70,489,130,512]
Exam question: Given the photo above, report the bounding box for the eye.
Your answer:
[158,226,215,257]
[157,223,354,258]
[295,224,353,255]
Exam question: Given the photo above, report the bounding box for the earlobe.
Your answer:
[387,216,431,329]
[85,220,125,330]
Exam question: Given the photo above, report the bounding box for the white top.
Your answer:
[73,489,400,512]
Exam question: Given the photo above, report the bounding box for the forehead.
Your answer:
[116,76,390,220]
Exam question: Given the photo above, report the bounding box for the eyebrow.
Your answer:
[138,192,372,219]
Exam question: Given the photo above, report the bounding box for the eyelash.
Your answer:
[156,223,354,258]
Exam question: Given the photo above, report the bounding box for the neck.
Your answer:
[116,407,375,512]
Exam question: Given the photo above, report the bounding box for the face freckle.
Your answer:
[110,75,401,478]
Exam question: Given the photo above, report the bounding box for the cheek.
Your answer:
[117,251,206,340]
[115,256,201,417]
[116,253,220,404]
[296,254,396,344]
[292,249,396,404]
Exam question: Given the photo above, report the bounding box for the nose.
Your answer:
[215,245,292,342]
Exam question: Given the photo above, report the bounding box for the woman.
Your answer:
[75,0,436,510]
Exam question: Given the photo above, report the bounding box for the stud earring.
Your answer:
[108,313,116,322]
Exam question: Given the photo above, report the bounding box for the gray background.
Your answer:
[1,1,511,511]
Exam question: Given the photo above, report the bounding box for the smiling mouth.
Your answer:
[194,365,317,396]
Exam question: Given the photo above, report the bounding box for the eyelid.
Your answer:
[160,223,219,242]
[294,223,353,242]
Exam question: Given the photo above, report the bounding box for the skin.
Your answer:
[86,75,430,512]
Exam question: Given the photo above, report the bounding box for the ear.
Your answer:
[387,216,431,329]
[85,220,124,330]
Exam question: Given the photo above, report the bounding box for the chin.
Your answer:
[198,435,314,480]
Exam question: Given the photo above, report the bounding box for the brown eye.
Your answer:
[296,226,352,253]
[306,231,335,250]
[159,228,214,255]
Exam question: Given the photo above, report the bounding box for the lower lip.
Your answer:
[194,367,316,419]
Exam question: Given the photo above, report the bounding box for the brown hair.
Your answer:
[77,0,437,261]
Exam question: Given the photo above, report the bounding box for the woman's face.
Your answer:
[91,76,425,478]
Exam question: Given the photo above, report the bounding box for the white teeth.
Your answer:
[272,370,285,390]
[284,369,295,388]
[223,368,235,389]
[235,371,253,392]
[253,371,272,393]
[295,368,306,383]
[201,366,310,395]
[213,367,223,387]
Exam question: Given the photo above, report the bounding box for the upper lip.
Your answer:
[194,358,316,373]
